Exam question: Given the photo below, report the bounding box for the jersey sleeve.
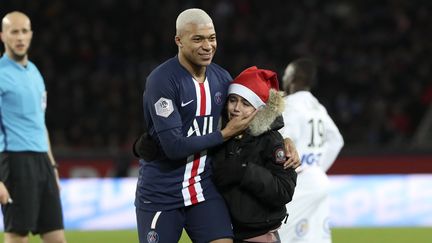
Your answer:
[319,108,344,171]
[157,128,223,159]
[144,73,182,133]
[144,71,224,160]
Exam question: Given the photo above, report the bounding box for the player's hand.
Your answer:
[0,181,12,204]
[133,132,160,161]
[221,110,258,140]
[283,137,301,170]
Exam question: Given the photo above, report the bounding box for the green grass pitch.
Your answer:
[1,227,431,242]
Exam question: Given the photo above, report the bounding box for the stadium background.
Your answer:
[1,0,432,242]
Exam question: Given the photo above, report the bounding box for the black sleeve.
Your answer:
[239,132,297,208]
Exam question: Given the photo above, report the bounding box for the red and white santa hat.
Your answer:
[228,66,279,109]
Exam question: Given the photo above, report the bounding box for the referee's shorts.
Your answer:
[0,152,64,235]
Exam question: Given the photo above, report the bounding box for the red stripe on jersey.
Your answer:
[187,153,201,204]
[199,83,206,116]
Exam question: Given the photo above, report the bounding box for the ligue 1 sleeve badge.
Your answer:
[155,97,173,118]
[147,230,159,243]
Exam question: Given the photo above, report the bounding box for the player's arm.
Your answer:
[143,74,222,159]
[283,137,300,169]
[0,182,12,204]
[157,127,223,159]
[319,114,344,171]
[0,83,11,204]
[144,74,253,160]
[279,107,302,170]
[46,127,61,189]
[155,112,255,160]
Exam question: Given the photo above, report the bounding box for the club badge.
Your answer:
[147,230,159,243]
[214,91,223,105]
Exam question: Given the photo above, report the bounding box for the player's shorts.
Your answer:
[136,196,233,243]
[278,168,331,243]
[0,152,64,235]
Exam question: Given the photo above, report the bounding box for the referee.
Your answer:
[0,11,67,243]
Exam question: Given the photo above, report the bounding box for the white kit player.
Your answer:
[278,58,344,243]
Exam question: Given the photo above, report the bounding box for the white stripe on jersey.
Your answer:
[150,211,162,229]
[209,116,213,134]
[183,155,195,188]
[193,78,212,116]
[181,78,213,206]
[182,151,207,206]
[195,152,207,203]
[203,78,212,115]
[194,80,201,117]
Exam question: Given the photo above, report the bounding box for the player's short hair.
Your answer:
[291,58,317,88]
[176,8,213,35]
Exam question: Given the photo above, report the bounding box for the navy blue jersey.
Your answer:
[136,56,232,211]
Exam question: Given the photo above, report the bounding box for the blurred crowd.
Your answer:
[1,0,431,151]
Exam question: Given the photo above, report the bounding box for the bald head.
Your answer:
[282,58,317,94]
[1,11,33,64]
[176,8,213,36]
[2,11,31,32]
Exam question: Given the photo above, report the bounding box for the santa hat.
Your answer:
[228,66,279,109]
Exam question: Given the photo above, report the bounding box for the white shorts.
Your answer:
[278,167,332,243]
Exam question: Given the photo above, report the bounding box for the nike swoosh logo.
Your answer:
[181,100,194,107]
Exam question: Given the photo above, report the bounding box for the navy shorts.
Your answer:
[136,197,233,243]
[0,152,64,235]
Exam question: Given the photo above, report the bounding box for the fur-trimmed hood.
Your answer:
[248,89,285,136]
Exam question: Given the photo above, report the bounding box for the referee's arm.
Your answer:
[46,127,60,189]
[0,181,12,204]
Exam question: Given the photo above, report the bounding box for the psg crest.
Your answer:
[214,91,223,105]
[147,230,159,243]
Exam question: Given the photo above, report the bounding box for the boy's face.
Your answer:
[227,94,256,121]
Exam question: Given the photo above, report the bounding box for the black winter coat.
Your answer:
[211,117,297,240]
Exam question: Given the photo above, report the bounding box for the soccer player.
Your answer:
[278,58,344,243]
[0,11,67,243]
[134,8,255,243]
